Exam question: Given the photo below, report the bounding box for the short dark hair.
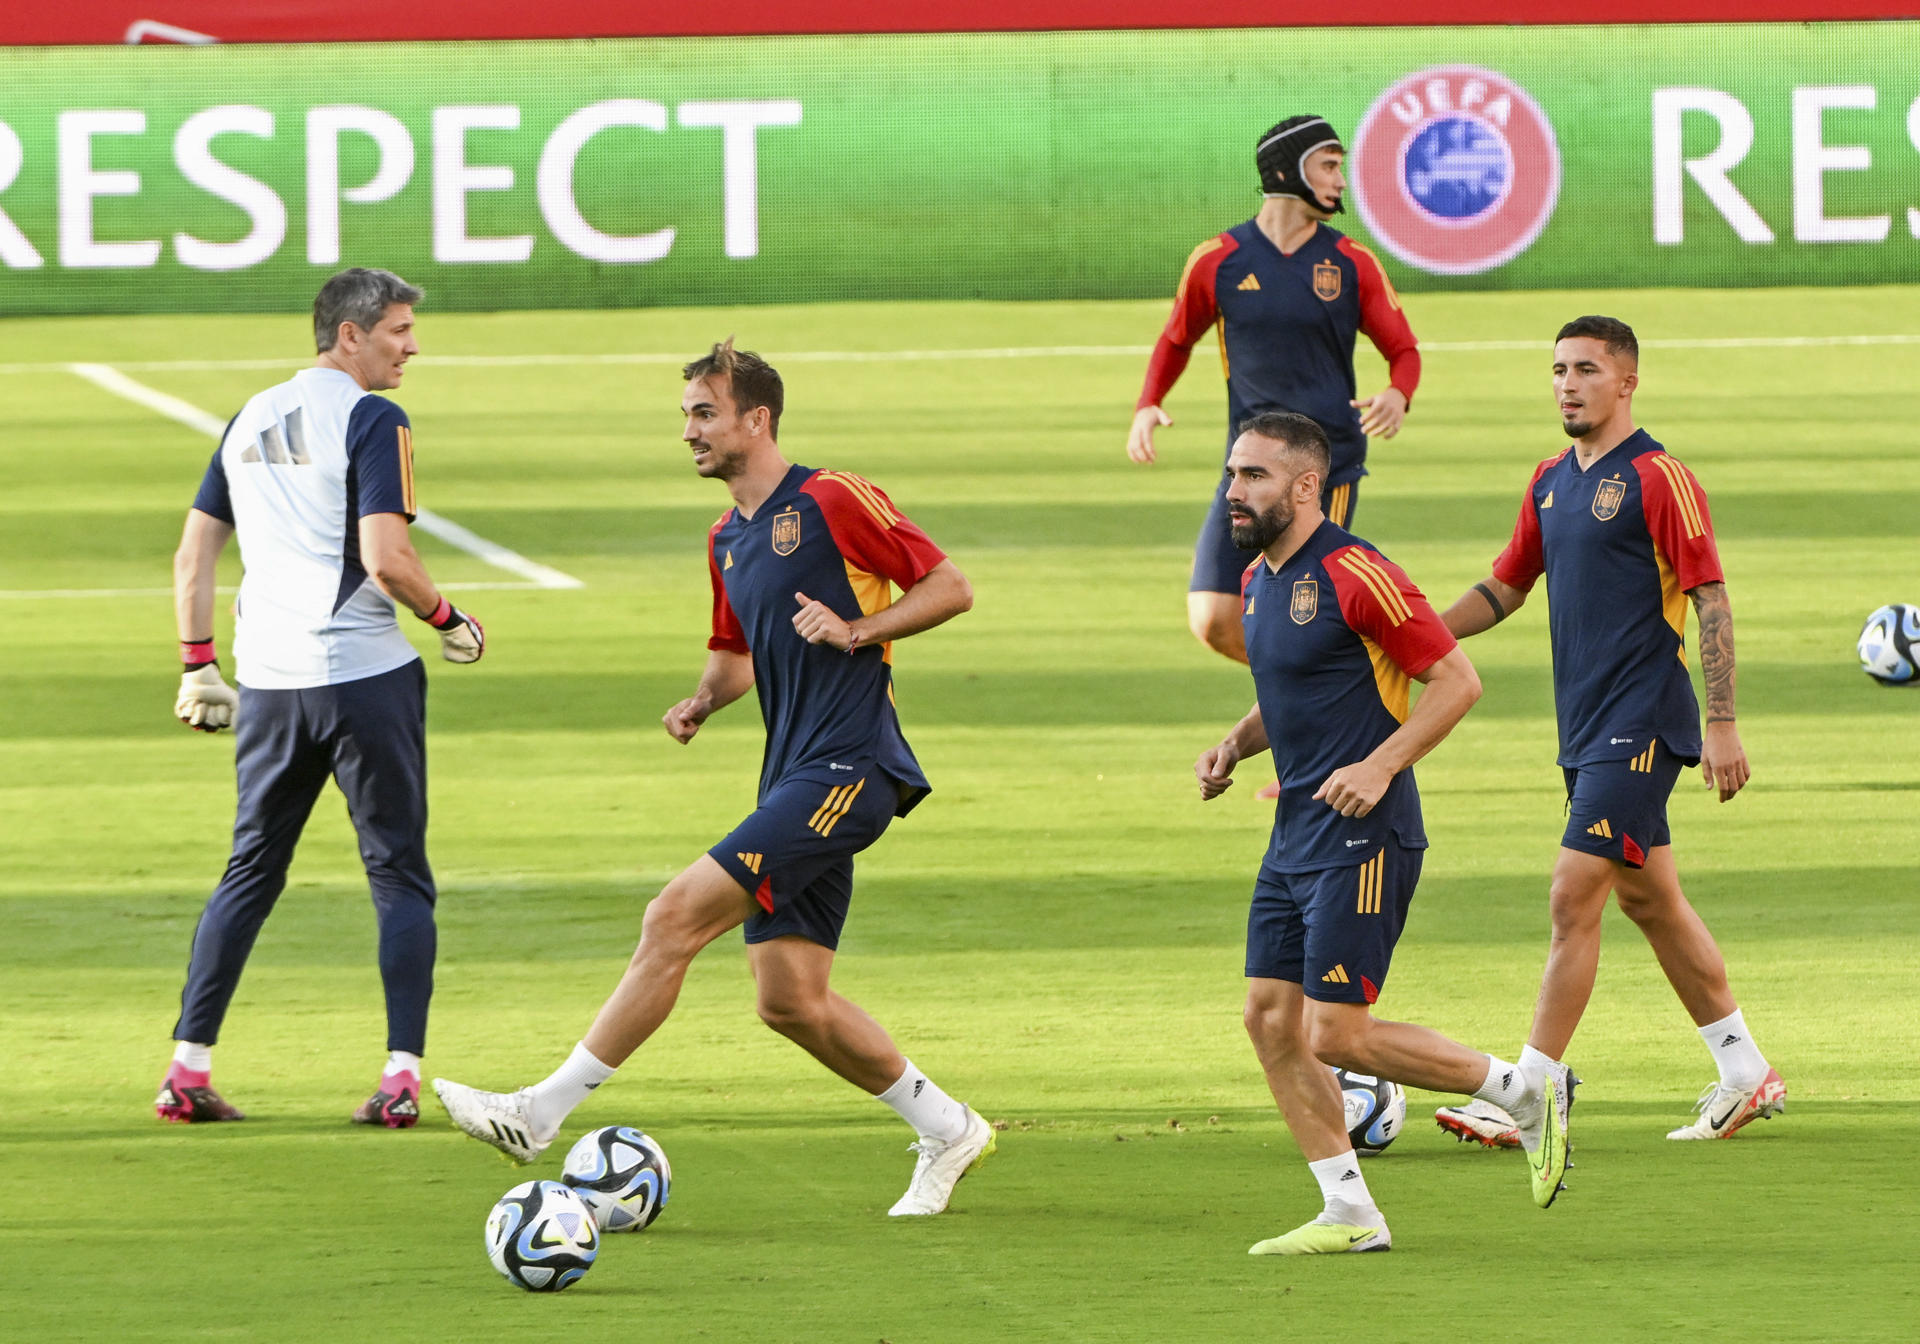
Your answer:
[682,337,783,438]
[1238,410,1331,477]
[313,267,422,353]
[1556,314,1638,362]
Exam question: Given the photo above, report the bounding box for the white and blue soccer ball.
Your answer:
[1334,1068,1407,1157]
[561,1126,672,1232]
[1857,603,1920,686]
[484,1179,599,1292]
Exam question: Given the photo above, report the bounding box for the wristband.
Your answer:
[845,629,862,656]
[1472,582,1507,623]
[422,595,453,627]
[180,639,216,669]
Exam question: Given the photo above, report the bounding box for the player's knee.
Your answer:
[1243,999,1307,1061]
[1547,874,1609,933]
[637,890,708,963]
[755,988,828,1040]
[1613,881,1678,926]
[1304,1012,1367,1071]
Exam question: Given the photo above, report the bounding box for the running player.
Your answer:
[1432,316,1785,1149]
[159,268,486,1129]
[1128,114,1420,666]
[435,340,994,1216]
[1195,411,1571,1255]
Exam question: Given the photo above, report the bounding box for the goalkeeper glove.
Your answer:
[175,642,238,732]
[422,595,485,663]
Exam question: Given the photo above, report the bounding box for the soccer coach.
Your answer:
[157,268,485,1130]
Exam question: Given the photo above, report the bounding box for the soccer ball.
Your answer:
[1333,1068,1407,1157]
[484,1179,598,1291]
[1857,603,1920,686]
[561,1126,672,1232]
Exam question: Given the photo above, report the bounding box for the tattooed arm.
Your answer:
[1690,581,1750,801]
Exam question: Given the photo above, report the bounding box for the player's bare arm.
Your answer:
[1351,387,1408,439]
[1440,574,1529,640]
[174,507,233,650]
[1127,405,1173,464]
[1314,646,1481,818]
[172,507,238,732]
[791,558,973,652]
[361,512,485,662]
[663,648,755,744]
[1690,580,1750,802]
[1197,703,1269,800]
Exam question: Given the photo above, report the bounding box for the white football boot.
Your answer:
[433,1078,551,1164]
[888,1107,996,1216]
[1667,1068,1787,1140]
[1434,1099,1521,1149]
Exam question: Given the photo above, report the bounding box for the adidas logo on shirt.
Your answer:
[1237,274,1261,291]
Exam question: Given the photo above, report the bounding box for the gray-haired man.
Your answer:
[158,268,484,1129]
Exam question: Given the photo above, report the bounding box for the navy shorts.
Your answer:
[709,766,900,950]
[1190,471,1361,594]
[1245,840,1421,1004]
[1561,738,1683,869]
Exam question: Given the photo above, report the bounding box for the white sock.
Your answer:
[875,1059,969,1143]
[172,1041,212,1072]
[527,1042,617,1141]
[1698,1009,1769,1090]
[386,1051,422,1078]
[1472,1055,1530,1110]
[1307,1151,1376,1221]
[1518,1043,1559,1080]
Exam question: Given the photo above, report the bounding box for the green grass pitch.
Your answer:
[1,288,1916,1341]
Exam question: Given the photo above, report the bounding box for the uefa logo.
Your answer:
[1350,67,1561,276]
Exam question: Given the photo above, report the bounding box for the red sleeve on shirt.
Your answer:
[1490,454,1562,592]
[1240,558,1262,599]
[801,471,947,590]
[706,510,748,654]
[1326,545,1457,678]
[1137,234,1235,410]
[1337,236,1420,405]
[1634,451,1724,592]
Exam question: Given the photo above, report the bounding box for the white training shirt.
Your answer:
[192,367,420,690]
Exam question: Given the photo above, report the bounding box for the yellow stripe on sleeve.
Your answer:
[1650,455,1705,538]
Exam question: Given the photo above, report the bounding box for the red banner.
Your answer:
[8,1,1916,45]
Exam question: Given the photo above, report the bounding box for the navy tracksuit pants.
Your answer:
[172,659,437,1054]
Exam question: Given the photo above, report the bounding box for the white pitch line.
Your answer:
[0,581,548,601]
[65,363,584,591]
[6,332,1918,377]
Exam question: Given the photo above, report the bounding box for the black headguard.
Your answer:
[1256,115,1344,213]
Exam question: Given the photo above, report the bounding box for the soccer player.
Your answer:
[1128,114,1420,667]
[435,341,995,1216]
[159,268,486,1129]
[1431,316,1785,1149]
[1195,411,1571,1255]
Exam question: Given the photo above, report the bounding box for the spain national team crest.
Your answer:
[1349,66,1561,276]
[1291,579,1318,625]
[1312,260,1342,302]
[1592,477,1626,521]
[771,508,801,555]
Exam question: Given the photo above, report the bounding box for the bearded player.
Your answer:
[1196,411,1571,1255]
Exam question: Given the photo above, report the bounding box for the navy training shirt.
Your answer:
[1492,429,1724,768]
[708,465,946,812]
[1138,220,1420,488]
[1243,519,1458,873]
